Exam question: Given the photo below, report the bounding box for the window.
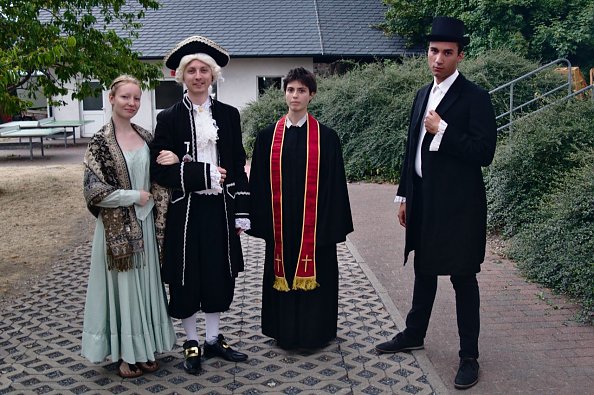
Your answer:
[155,80,183,110]
[258,76,282,96]
[82,82,103,111]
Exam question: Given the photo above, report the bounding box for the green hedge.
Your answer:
[507,149,594,322]
[240,50,593,318]
[484,100,594,237]
[241,49,563,181]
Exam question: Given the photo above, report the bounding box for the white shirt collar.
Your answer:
[432,69,459,94]
[285,113,308,128]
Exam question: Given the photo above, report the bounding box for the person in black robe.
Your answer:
[248,67,353,350]
[149,36,250,374]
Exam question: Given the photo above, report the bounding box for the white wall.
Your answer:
[51,57,314,136]
[52,80,81,122]
[219,57,313,110]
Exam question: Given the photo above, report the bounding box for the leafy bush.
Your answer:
[240,49,594,317]
[310,59,428,181]
[508,149,594,322]
[242,57,428,181]
[241,88,286,157]
[485,100,594,236]
[241,49,562,181]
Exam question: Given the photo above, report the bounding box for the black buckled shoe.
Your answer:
[203,334,248,362]
[182,340,201,374]
[454,357,480,389]
[375,332,424,354]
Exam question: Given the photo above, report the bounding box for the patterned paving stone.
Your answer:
[0,235,439,394]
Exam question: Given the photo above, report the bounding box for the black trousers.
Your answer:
[406,174,480,358]
[402,273,480,359]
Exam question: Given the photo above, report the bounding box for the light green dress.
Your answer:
[81,144,175,364]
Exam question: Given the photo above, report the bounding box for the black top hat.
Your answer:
[426,16,470,45]
[164,35,230,70]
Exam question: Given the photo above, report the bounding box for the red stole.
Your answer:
[270,114,320,291]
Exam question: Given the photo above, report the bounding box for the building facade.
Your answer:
[49,0,415,136]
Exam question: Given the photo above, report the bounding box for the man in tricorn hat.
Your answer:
[375,17,497,389]
[150,36,250,374]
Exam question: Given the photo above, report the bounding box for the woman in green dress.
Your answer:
[82,75,176,378]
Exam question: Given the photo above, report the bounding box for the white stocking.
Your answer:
[205,312,220,344]
[181,314,199,342]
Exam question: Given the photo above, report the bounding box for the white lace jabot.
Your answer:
[192,99,218,151]
[192,98,221,195]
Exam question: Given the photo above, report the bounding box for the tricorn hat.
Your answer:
[426,16,470,45]
[164,35,230,70]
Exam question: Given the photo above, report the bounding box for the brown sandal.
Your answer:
[118,361,143,378]
[137,360,160,373]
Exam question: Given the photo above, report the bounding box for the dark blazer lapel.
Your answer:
[435,73,466,115]
[413,84,432,129]
[211,99,225,140]
[410,83,432,148]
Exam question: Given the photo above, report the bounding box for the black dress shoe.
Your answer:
[203,334,248,362]
[454,357,480,389]
[375,332,424,354]
[182,340,201,374]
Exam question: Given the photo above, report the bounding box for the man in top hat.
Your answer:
[150,36,250,374]
[374,17,497,389]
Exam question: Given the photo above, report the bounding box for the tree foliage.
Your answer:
[379,0,594,68]
[0,0,161,116]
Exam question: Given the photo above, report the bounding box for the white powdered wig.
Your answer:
[175,53,223,85]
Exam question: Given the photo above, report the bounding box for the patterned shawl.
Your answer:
[83,120,169,271]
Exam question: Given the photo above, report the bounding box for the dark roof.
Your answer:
[130,0,414,60]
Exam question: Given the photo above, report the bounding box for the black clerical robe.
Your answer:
[249,119,353,349]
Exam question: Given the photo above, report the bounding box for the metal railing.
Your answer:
[489,58,594,133]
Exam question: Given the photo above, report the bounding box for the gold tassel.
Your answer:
[273,276,290,292]
[292,277,319,291]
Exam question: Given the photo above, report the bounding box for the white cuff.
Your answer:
[394,195,406,203]
[235,218,251,231]
[210,166,223,193]
[429,119,448,151]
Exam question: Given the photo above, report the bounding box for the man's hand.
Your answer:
[398,202,406,227]
[218,167,227,184]
[424,110,441,134]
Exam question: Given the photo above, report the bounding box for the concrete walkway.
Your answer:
[0,140,592,394]
[348,183,594,394]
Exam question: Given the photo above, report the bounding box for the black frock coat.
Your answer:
[397,73,497,275]
[149,97,249,288]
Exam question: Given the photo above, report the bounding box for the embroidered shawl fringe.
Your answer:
[151,182,170,267]
[107,251,145,271]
